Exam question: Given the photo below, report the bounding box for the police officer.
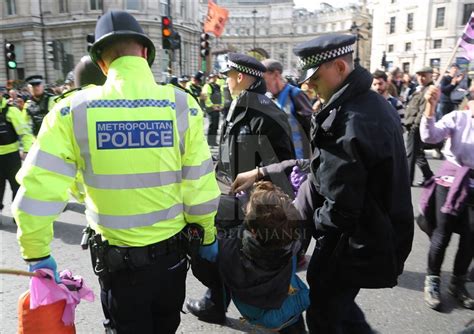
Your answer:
[23,75,55,137]
[232,34,414,333]
[202,73,223,146]
[186,53,295,324]
[215,53,295,185]
[186,71,204,104]
[293,34,413,333]
[0,94,33,220]
[13,10,220,333]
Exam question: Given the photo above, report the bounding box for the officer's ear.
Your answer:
[142,47,148,61]
[96,58,109,76]
[237,72,244,84]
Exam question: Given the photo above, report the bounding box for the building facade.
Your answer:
[1,0,203,84]
[370,0,474,74]
[201,0,372,75]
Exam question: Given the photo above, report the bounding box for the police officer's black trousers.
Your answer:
[306,243,373,334]
[99,250,187,334]
[207,109,220,146]
[0,151,21,211]
[405,127,433,184]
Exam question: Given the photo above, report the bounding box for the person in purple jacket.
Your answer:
[420,86,474,311]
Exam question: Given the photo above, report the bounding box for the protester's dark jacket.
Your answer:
[404,83,432,129]
[216,79,295,184]
[439,75,457,104]
[307,65,414,288]
[218,226,299,309]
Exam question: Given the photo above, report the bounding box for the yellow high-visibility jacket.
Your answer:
[13,56,220,260]
[0,98,34,155]
[202,82,224,109]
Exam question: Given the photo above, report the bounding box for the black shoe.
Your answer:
[448,275,474,309]
[186,298,226,324]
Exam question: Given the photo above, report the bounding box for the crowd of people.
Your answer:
[0,9,473,334]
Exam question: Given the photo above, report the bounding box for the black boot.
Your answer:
[185,297,226,324]
[448,275,474,309]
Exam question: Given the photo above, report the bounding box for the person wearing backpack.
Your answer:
[438,64,467,118]
[262,59,312,159]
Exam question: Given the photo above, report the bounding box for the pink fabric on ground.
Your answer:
[29,269,95,325]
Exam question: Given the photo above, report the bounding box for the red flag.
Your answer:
[204,0,229,38]
[459,11,474,60]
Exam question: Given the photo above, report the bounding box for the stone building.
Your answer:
[370,0,474,73]
[200,0,372,75]
[1,0,203,84]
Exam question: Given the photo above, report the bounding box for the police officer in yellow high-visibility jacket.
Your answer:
[202,73,223,146]
[0,95,33,217]
[13,10,220,333]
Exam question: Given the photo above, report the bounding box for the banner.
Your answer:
[459,11,474,60]
[204,0,229,38]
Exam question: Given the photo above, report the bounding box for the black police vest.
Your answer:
[26,94,51,136]
[0,105,18,146]
[209,83,222,105]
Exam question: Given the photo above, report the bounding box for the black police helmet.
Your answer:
[89,10,155,67]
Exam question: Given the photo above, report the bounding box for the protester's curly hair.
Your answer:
[244,181,302,248]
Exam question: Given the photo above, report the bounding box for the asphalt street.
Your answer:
[1,151,473,333]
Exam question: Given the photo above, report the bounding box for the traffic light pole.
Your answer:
[39,0,49,82]
[4,39,10,81]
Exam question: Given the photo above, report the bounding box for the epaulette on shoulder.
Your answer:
[53,87,83,103]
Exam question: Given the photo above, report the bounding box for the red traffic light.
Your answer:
[162,17,171,26]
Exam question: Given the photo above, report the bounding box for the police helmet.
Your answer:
[89,10,155,67]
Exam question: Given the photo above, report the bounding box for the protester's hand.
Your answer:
[454,73,464,84]
[231,169,259,193]
[19,151,27,161]
[424,86,440,105]
[424,86,439,118]
[290,166,308,195]
[199,239,218,262]
[27,255,61,283]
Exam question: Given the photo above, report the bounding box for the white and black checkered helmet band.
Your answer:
[298,45,354,71]
[227,60,264,78]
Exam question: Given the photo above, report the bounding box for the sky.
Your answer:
[293,0,360,10]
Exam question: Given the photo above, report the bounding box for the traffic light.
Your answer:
[162,16,174,50]
[86,34,94,52]
[4,41,17,69]
[46,40,60,69]
[200,33,210,57]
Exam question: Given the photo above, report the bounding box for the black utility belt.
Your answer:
[104,235,182,272]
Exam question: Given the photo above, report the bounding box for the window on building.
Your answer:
[389,16,396,34]
[302,26,307,33]
[405,42,411,51]
[5,0,16,15]
[160,0,169,15]
[435,7,445,27]
[430,58,440,68]
[59,0,68,13]
[90,0,103,10]
[402,62,410,73]
[391,0,396,3]
[463,4,474,24]
[388,44,394,52]
[126,0,140,10]
[433,39,442,49]
[407,13,413,31]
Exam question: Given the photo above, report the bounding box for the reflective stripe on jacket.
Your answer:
[13,56,219,259]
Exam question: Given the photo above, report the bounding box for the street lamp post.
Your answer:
[349,21,372,67]
[252,9,257,50]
